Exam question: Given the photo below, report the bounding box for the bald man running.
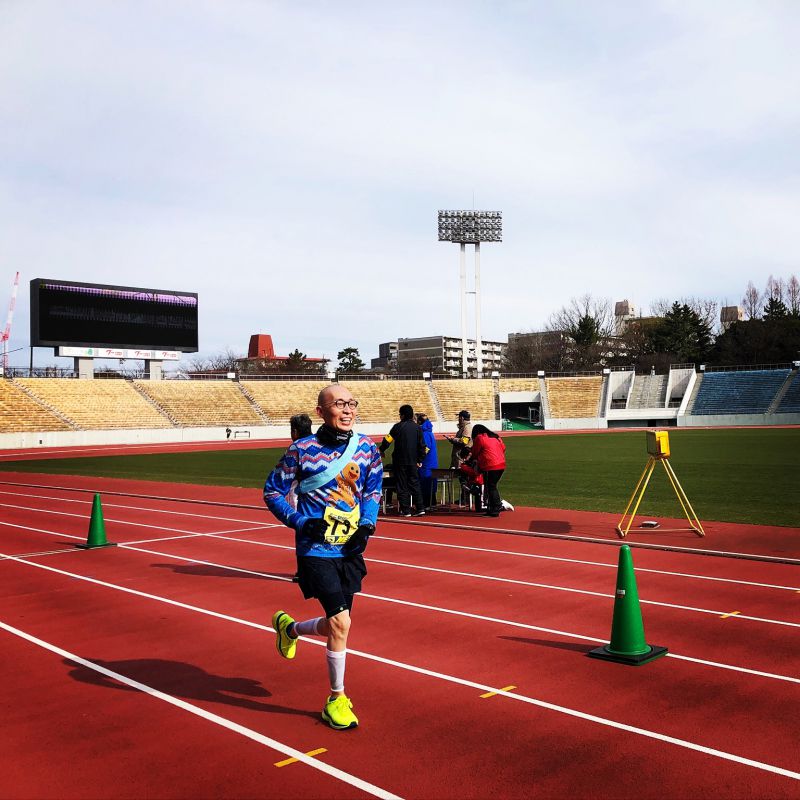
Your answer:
[263,384,383,730]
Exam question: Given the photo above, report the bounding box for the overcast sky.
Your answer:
[2,1,800,369]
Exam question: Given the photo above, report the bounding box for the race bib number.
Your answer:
[322,505,361,545]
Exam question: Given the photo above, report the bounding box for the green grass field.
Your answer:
[3,428,799,527]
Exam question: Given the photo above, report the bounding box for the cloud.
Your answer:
[2,0,800,369]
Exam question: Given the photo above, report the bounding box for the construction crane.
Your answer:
[1,271,20,375]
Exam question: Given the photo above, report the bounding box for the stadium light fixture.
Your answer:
[438,210,503,377]
[437,210,503,244]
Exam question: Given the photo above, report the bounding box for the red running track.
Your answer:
[1,477,799,798]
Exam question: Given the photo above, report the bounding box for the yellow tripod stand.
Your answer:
[616,430,705,539]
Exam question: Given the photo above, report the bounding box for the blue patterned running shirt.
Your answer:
[263,430,383,558]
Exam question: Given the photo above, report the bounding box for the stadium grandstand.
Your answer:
[2,363,799,445]
[1,276,796,443]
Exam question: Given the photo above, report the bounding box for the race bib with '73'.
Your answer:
[322,505,361,545]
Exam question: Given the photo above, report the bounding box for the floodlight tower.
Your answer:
[438,210,502,376]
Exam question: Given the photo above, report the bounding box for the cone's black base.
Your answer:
[587,643,668,666]
[76,542,117,549]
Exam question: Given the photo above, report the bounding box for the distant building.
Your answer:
[396,335,506,376]
[720,306,743,331]
[235,334,328,373]
[371,341,398,370]
[614,299,637,335]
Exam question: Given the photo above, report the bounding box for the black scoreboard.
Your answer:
[30,279,199,352]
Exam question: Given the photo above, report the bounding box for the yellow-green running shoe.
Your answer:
[322,695,359,730]
[272,610,297,659]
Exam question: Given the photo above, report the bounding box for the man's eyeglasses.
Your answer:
[326,399,359,410]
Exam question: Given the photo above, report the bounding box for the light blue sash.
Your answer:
[297,433,360,494]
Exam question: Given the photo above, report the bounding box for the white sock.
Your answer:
[292,617,324,637]
[326,648,347,694]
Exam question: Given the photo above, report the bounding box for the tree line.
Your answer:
[189,274,800,376]
[506,274,800,373]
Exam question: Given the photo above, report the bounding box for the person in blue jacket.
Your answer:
[416,412,438,509]
[264,384,383,731]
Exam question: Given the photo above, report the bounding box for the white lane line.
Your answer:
[6,488,795,591]
[2,550,799,782]
[0,520,85,541]
[0,503,269,538]
[0,439,261,458]
[0,548,77,561]
[190,533,800,630]
[4,539,799,687]
[0,520,271,549]
[364,556,800,630]
[373,535,800,593]
[0,619,401,799]
[382,517,800,565]
[124,526,275,545]
[0,490,274,527]
[3,515,797,630]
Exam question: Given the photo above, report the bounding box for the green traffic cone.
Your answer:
[588,544,666,666]
[76,493,117,549]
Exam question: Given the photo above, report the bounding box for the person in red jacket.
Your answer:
[455,446,484,512]
[469,424,506,517]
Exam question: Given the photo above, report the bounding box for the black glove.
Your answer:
[343,523,375,554]
[301,517,328,543]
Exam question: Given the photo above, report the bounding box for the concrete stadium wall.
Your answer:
[678,412,800,427]
[606,408,679,426]
[543,417,607,430]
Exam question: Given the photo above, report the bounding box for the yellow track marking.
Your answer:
[480,685,517,698]
[275,748,327,767]
[720,610,741,619]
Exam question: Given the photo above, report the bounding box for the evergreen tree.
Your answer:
[653,302,712,363]
[762,296,788,321]
[283,348,309,373]
[337,347,365,373]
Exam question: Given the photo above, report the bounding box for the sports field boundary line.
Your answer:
[2,550,799,783]
[1,479,798,565]
[0,619,402,800]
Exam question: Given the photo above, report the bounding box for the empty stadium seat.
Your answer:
[338,380,435,423]
[690,370,790,415]
[240,380,329,425]
[16,378,173,430]
[433,379,496,421]
[776,372,800,413]
[136,380,262,427]
[545,377,602,418]
[0,380,73,432]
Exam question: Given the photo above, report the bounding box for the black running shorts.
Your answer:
[296,554,367,618]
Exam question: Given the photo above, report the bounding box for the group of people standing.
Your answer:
[379,406,509,518]
[261,384,510,733]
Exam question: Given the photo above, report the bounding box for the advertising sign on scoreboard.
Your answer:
[57,347,181,360]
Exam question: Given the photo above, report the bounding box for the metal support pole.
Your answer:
[474,242,483,377]
[460,243,467,377]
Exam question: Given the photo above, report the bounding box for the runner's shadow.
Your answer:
[63,658,317,719]
[149,563,295,581]
[499,635,593,654]
[527,520,572,534]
